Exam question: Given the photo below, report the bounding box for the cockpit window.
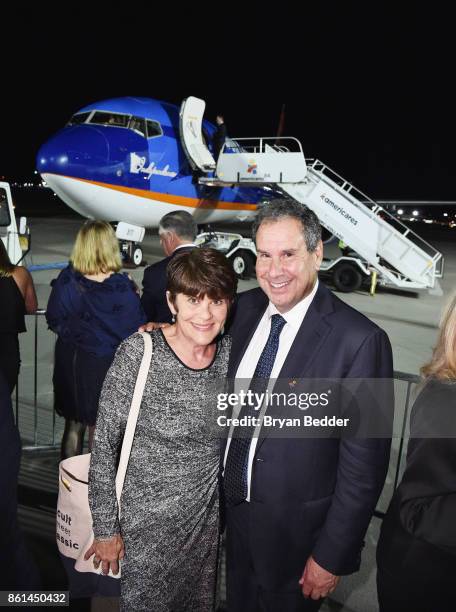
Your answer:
[67,112,90,126]
[89,112,130,128]
[75,110,158,138]
[128,116,146,137]
[146,120,163,138]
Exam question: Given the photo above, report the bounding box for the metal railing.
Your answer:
[13,310,60,451]
[307,158,444,276]
[222,136,304,155]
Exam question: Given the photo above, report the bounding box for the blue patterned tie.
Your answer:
[224,314,286,505]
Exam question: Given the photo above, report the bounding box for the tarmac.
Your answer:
[13,215,456,611]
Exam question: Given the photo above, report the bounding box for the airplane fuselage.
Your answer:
[37,97,276,227]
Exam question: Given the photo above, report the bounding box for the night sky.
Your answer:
[3,4,454,200]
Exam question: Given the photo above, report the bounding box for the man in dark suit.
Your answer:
[141,210,197,323]
[222,199,393,611]
[212,114,227,160]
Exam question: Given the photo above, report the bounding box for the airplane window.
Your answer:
[0,188,11,227]
[67,112,90,126]
[90,112,130,128]
[146,120,163,139]
[128,116,146,137]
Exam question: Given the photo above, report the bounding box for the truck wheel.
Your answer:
[230,250,256,279]
[333,263,363,292]
[132,246,143,266]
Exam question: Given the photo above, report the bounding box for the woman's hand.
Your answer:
[84,534,125,576]
[138,321,170,332]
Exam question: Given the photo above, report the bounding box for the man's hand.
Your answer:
[299,556,340,600]
[84,534,125,576]
[138,322,170,332]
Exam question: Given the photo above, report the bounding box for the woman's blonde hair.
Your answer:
[0,239,14,277]
[421,292,456,381]
[71,220,122,275]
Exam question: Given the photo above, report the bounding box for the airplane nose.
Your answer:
[36,125,110,176]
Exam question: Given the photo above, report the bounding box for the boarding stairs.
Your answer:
[179,98,443,290]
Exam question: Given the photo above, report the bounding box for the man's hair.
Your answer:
[252,198,322,252]
[71,220,122,275]
[166,247,237,307]
[159,210,197,242]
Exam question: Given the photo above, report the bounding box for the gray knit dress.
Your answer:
[88,330,230,612]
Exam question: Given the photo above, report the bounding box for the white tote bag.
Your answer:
[56,332,152,578]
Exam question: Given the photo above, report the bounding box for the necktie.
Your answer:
[224,314,286,505]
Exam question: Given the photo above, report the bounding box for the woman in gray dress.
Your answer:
[86,248,237,611]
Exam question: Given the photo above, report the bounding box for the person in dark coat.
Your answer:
[376,293,456,612]
[212,114,227,160]
[141,210,197,323]
[0,240,37,392]
[46,220,146,457]
[222,199,393,611]
[0,370,41,589]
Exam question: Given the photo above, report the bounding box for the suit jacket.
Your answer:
[212,123,227,159]
[141,246,195,323]
[225,282,393,588]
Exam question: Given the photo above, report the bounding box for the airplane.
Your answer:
[36,96,443,293]
[36,96,279,264]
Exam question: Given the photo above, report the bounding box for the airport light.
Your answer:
[397,209,404,215]
[443,213,448,217]
[412,210,419,217]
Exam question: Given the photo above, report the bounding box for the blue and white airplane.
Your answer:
[37,96,278,262]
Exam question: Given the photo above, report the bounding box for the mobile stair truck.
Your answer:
[0,182,31,265]
[180,97,443,293]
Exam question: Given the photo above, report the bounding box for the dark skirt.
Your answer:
[0,334,20,393]
[53,338,113,426]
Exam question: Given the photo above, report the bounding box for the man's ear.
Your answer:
[314,240,324,270]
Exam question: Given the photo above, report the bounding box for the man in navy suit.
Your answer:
[141,210,197,323]
[223,199,393,611]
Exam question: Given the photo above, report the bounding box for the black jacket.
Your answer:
[141,246,195,323]
[380,380,456,556]
[212,123,227,159]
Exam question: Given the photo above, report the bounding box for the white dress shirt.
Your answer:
[223,279,319,501]
[173,243,196,252]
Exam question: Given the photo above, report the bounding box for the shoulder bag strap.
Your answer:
[115,332,153,506]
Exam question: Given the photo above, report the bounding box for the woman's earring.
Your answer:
[171,314,176,323]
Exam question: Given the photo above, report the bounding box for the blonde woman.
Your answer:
[46,221,145,456]
[0,240,37,392]
[376,293,456,612]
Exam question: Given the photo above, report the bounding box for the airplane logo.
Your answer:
[247,160,258,175]
[129,152,177,179]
